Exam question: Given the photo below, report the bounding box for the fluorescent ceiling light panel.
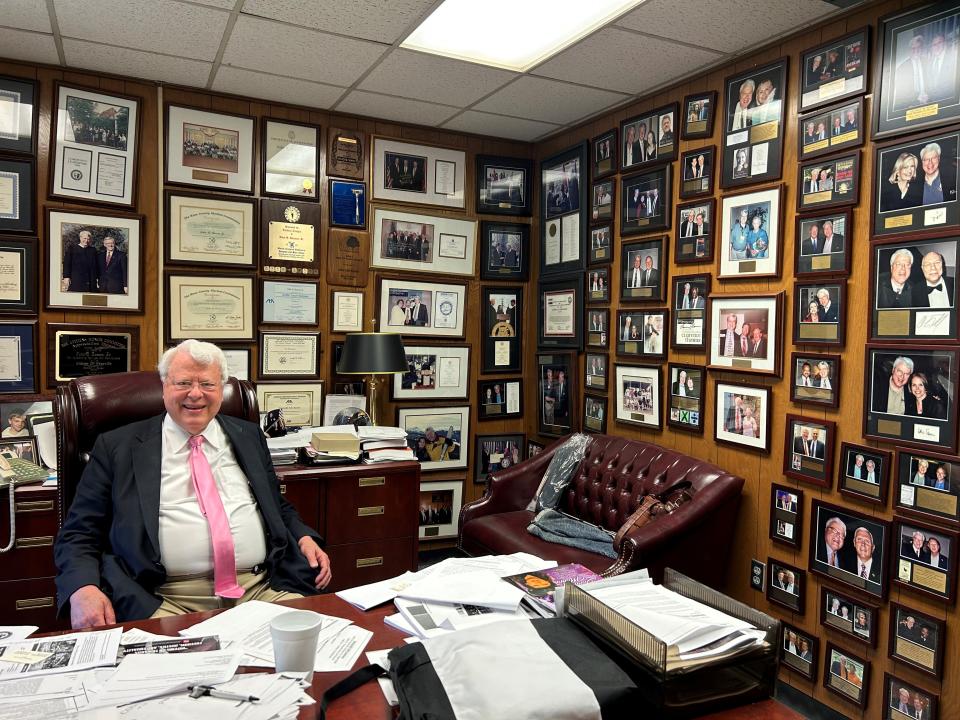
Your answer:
[402,0,647,72]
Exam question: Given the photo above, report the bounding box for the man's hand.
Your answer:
[70,585,116,629]
[298,536,332,589]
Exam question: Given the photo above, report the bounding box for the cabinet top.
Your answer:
[274,460,421,480]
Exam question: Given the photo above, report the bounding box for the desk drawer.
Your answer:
[327,538,417,592]
[324,469,418,545]
[277,475,321,533]
[0,577,66,633]
[0,496,58,582]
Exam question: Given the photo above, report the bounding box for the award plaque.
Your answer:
[326,229,369,287]
[47,323,139,387]
[327,127,365,180]
[259,199,321,277]
[328,179,366,229]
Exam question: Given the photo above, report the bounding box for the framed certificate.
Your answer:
[0,321,37,394]
[259,279,318,326]
[329,179,366,229]
[258,332,320,380]
[538,274,583,351]
[165,104,254,194]
[371,207,476,277]
[256,381,323,427]
[51,83,140,207]
[331,291,364,333]
[165,272,254,343]
[391,344,470,401]
[261,118,320,200]
[259,199,321,277]
[164,191,256,268]
[0,157,35,234]
[0,237,37,315]
[372,137,465,210]
[376,276,467,339]
[47,323,139,387]
[0,75,38,155]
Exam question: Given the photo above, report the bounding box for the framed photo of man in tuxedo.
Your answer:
[619,102,678,173]
[838,441,891,506]
[678,146,715,199]
[681,90,717,140]
[797,151,861,212]
[708,293,784,376]
[887,603,945,678]
[798,97,865,162]
[894,449,960,527]
[790,352,841,408]
[620,237,667,303]
[784,415,836,488]
[591,129,617,181]
[713,381,770,453]
[537,352,577,437]
[799,27,869,113]
[893,519,958,602]
[795,209,852,278]
[883,673,938,720]
[766,557,804,613]
[770,483,802,549]
[820,586,878,648]
[809,500,890,601]
[675,199,715,264]
[780,622,817,681]
[823,643,869,708]
[620,166,671,237]
[666,363,704,434]
[671,274,710,351]
[794,282,846,346]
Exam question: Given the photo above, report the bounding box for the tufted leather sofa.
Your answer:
[458,434,744,587]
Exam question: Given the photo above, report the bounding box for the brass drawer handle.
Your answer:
[356,556,383,568]
[359,476,385,487]
[358,506,384,517]
[279,484,287,495]
[15,536,54,549]
[16,597,54,610]
[16,501,55,513]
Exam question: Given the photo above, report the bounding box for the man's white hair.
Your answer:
[158,339,229,383]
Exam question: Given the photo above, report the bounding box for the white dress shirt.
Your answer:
[925,281,951,308]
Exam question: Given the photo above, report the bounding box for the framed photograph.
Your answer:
[219,345,251,381]
[589,225,612,265]
[476,154,532,216]
[418,480,463,540]
[838,442,891,505]
[799,98,865,161]
[261,118,319,201]
[372,207,476,277]
[873,128,960,240]
[0,401,52,440]
[258,332,320,380]
[767,557,804,613]
[528,440,545,458]
[47,323,138,387]
[0,237,36,315]
[823,643,869,708]
[681,91,716,140]
[809,500,890,600]
[328,179,366,229]
[620,102,678,172]
[708,292,784,376]
[255,381,323,427]
[537,352,576,437]
[799,27,869,112]
[0,74,38,155]
[797,151,860,211]
[326,127,365,180]
[373,137,464,210]
[322,394,367,426]
[620,237,667,303]
[864,345,958,452]
[0,322,37,394]
[795,209,851,277]
[678,146,715,199]
[791,352,840,407]
[666,363,704,434]
[616,309,666,359]
[583,394,607,434]
[538,275,583,350]
[718,185,782,280]
[260,199,321,278]
[0,436,38,466]
[883,673,938,720]
[0,157,35,234]
[671,274,709,351]
[620,165,671,236]
[674,199,715,264]
[784,415,836,488]
[259,279,318,326]
[399,406,469,472]
[713,381,771,453]
[870,236,960,342]
[721,58,788,189]
[770,483,802,548]
[780,622,817,681]
[46,208,143,312]
[586,308,610,350]
[895,449,960,526]
[591,129,617,180]
[331,291,363,333]
[165,104,254,194]
[586,267,610,304]
[377,276,467,339]
[477,378,523,420]
[165,272,254,343]
[874,1,960,139]
[894,519,958,602]
[480,221,529,281]
[392,344,470,402]
[794,282,846,346]
[585,352,608,392]
[475,435,525,483]
[164,191,256,269]
[541,142,587,275]
[51,83,139,207]
[821,586,878,647]
[888,603,945,678]
[482,285,523,373]
[590,178,615,223]
[614,363,661,430]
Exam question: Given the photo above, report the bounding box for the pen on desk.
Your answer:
[188,684,260,702]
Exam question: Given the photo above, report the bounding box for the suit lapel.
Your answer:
[218,417,282,532]
[133,416,164,557]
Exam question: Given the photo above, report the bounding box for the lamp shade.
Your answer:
[338,332,408,374]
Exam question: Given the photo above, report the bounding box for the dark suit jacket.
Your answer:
[822,233,844,253]
[640,269,660,287]
[901,540,931,564]
[63,244,98,292]
[877,275,914,308]
[411,302,429,326]
[97,250,128,294]
[54,414,322,622]
[819,302,838,323]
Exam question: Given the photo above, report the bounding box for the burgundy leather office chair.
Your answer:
[54,371,258,526]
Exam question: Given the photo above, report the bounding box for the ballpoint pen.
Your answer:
[188,684,260,702]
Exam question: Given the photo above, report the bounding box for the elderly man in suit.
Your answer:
[97,235,128,294]
[915,251,954,308]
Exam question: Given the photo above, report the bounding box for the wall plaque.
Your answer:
[327,128,365,180]
[47,323,139,387]
[327,229,369,287]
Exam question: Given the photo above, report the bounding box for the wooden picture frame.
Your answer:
[671,274,709,351]
[261,117,320,201]
[583,393,608,434]
[371,206,476,277]
[784,414,837,488]
[376,275,468,340]
[615,309,667,360]
[823,642,869,708]
[837,442,891,506]
[708,292,784,376]
[790,352,841,408]
[666,363,704,434]
[613,363,661,430]
[767,557,805,613]
[480,221,529,281]
[590,128,617,180]
[164,190,256,269]
[681,91,717,140]
[620,102,678,172]
[47,323,139,388]
[589,224,612,265]
[770,482,803,549]
[477,378,523,420]
[399,405,469,472]
[794,208,852,278]
[674,198,715,264]
[883,673,939,720]
[620,236,667,304]
[894,448,960,526]
[793,281,846,347]
[718,185,783,280]
[256,381,324,427]
[259,278,318,326]
[474,434,525,483]
[165,103,254,194]
[585,352,608,393]
[887,603,945,679]
[893,518,959,603]
[586,267,610,304]
[820,585,878,647]
[780,621,818,681]
[590,178,615,224]
[372,136,465,210]
[258,331,320,381]
[586,308,610,351]
[391,344,470,402]
[678,145,715,199]
[259,198,321,278]
[165,271,254,343]
[537,351,577,437]
[809,500,890,600]
[620,165,672,236]
[326,127,365,180]
[797,150,861,212]
[798,97,865,161]
[799,26,869,113]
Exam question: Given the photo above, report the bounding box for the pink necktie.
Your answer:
[189,435,244,598]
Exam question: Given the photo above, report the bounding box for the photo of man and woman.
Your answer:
[877,134,958,214]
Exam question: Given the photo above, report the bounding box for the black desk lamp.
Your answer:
[336,332,407,426]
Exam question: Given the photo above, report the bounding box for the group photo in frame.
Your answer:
[587,267,610,304]
[538,275,583,351]
[799,27,869,113]
[165,104,254,194]
[261,118,319,201]
[809,500,889,600]
[0,157,35,234]
[541,143,586,275]
[675,199,714,264]
[620,165,671,236]
[476,154,532,216]
[590,178,614,222]
[589,224,612,265]
[475,434,525,484]
[256,381,324,427]
[671,274,709,351]
[585,352,608,392]
[373,137,465,210]
[377,276,467,339]
[616,309,666,359]
[620,102,678,172]
[614,363,661,430]
[418,480,463,540]
[797,151,861,212]
[164,191,256,269]
[47,323,138,387]
[666,363,704,434]
[895,448,960,526]
[587,308,609,350]
[794,281,846,346]
[0,74,37,155]
[798,97,865,161]
[823,643,869,708]
[894,518,957,602]
[391,344,470,402]
[821,586,877,647]
[838,441,891,506]
[678,146,715,199]
[770,483,802,548]
[372,207,476,277]
[888,602,945,678]
[784,415,836,488]
[591,129,617,180]
[681,90,716,140]
[780,622,817,681]
[791,352,841,408]
[767,557,804,613]
[537,352,577,437]
[620,237,667,303]
[718,185,782,280]
[483,285,522,373]
[477,378,522,420]
[328,179,366,229]
[583,393,607,434]
[259,278,318,326]
[883,673,938,720]
[708,292,783,376]
[480,221,529,281]
[795,209,851,277]
[0,237,37,315]
[399,405,469,472]
[713,381,771,453]
[0,322,37,394]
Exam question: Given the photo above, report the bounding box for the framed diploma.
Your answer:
[164,191,256,269]
[0,75,38,155]
[372,137,465,210]
[371,207,476,277]
[376,276,467,339]
[259,279,318,326]
[165,272,254,343]
[482,285,522,373]
[51,83,140,207]
[0,157,35,234]
[391,344,470,401]
[259,199,321,277]
[0,321,37,393]
[538,274,583,351]
[0,237,36,315]
[165,104,254,194]
[331,291,364,333]
[327,127,365,180]
[326,229,369,287]
[47,323,139,387]
[218,345,251,381]
[46,208,144,313]
[258,332,320,380]
[329,179,366,229]
[256,381,324,427]
[476,154,533,217]
[398,406,469,472]
[261,118,320,201]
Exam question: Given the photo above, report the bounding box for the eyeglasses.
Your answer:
[168,379,220,392]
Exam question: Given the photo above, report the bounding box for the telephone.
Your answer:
[0,453,47,554]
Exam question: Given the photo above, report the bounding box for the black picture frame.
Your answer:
[479,221,530,281]
[540,143,586,275]
[616,309,667,360]
[784,415,836,488]
[0,157,35,234]
[481,285,523,373]
[589,224,613,265]
[797,150,861,212]
[583,393,608,434]
[893,518,958,603]
[794,208,852,278]
[780,621,818,681]
[820,585,878,647]
[793,281,846,347]
[894,448,960,526]
[591,128,617,180]
[809,500,890,601]
[260,117,321,202]
[666,363,704,434]
[477,154,533,217]
[328,179,366,229]
[799,26,870,113]
[620,102,678,172]
[823,642,870,708]
[721,58,788,189]
[0,74,38,155]
[0,321,37,394]
[620,236,667,303]
[538,274,583,351]
[883,673,939,720]
[477,378,523,420]
[620,165,671,236]
[674,198,715,264]
[767,556,805,613]
[678,146,715,199]
[585,352,608,393]
[586,308,610,350]
[887,603,945,679]
[681,91,717,140]
[537,351,577,437]
[799,97,866,162]
[474,434,525,484]
[586,267,610,304]
[671,273,709,351]
[770,483,803,549]
[838,442,891,506]
[0,237,37,315]
[590,178,615,224]
[790,352,841,408]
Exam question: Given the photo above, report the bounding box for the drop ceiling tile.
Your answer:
[475,76,628,125]
[212,66,346,109]
[0,28,59,65]
[441,111,558,142]
[336,90,459,128]
[534,27,721,95]
[222,15,385,87]
[54,0,228,61]
[616,0,839,54]
[3,0,52,33]
[186,0,238,8]
[359,49,516,108]
[241,0,437,44]
[62,39,212,87]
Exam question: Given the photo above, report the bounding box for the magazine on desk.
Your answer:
[501,563,603,616]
